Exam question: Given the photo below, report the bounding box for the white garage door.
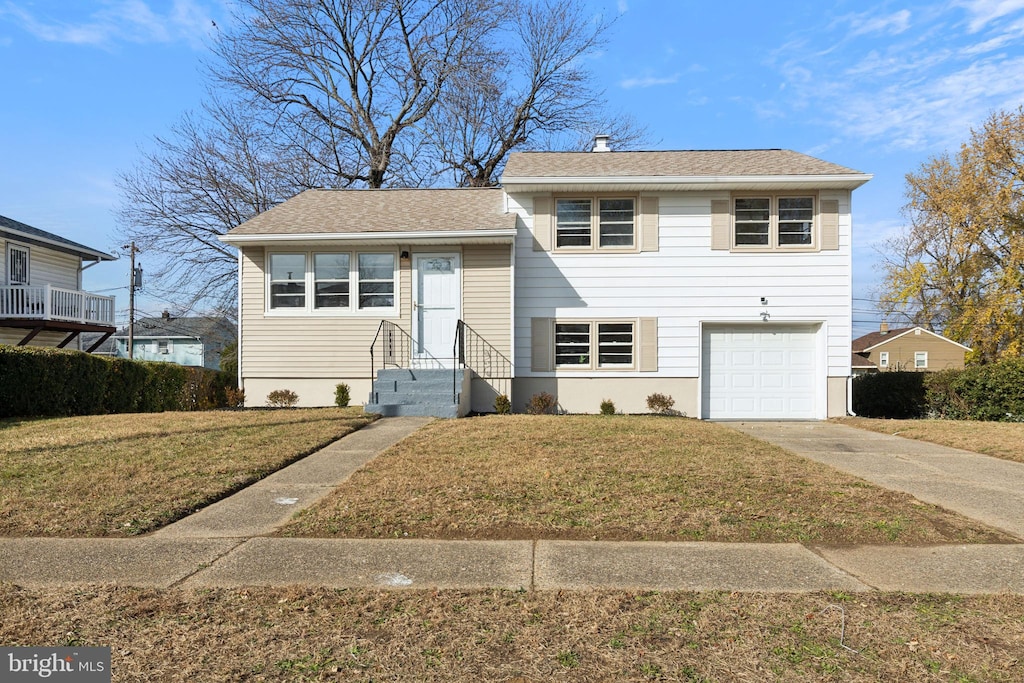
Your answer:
[701,324,819,419]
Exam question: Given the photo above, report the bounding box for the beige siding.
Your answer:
[0,328,69,346]
[868,331,967,371]
[239,246,411,380]
[461,244,512,360]
[239,245,512,408]
[4,240,80,289]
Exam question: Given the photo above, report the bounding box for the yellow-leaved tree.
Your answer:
[880,107,1024,362]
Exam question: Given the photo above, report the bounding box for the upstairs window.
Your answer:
[6,243,29,285]
[555,197,636,250]
[733,195,816,249]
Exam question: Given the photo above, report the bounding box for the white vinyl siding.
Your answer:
[511,190,853,384]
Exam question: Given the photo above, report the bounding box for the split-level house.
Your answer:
[1,214,116,350]
[221,142,871,418]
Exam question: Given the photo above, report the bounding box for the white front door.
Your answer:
[412,253,461,367]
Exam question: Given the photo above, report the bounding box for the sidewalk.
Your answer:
[1,418,1023,594]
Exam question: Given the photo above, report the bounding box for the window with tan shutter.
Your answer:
[553,196,637,251]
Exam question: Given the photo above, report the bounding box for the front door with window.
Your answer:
[412,253,461,367]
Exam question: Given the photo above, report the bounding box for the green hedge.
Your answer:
[853,359,1024,421]
[0,345,236,418]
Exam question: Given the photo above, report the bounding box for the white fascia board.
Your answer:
[500,174,873,191]
[219,229,518,245]
[1,227,116,262]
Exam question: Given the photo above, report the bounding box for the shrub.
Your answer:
[266,389,299,408]
[224,386,246,408]
[599,399,616,415]
[852,372,927,418]
[525,391,556,415]
[0,345,230,418]
[942,358,1024,421]
[494,394,511,414]
[334,382,351,408]
[646,392,675,415]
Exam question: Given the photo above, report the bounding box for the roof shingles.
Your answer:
[501,149,866,179]
[228,187,515,236]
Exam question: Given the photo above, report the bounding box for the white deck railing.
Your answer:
[0,285,115,326]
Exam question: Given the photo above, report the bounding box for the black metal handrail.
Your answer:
[370,320,413,381]
[452,319,513,406]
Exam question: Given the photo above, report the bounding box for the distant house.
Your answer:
[851,352,877,376]
[852,324,970,372]
[112,314,236,370]
[1,214,116,350]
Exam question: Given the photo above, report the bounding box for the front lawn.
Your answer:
[2,585,1022,681]
[281,415,1011,545]
[0,408,375,536]
[838,417,1024,464]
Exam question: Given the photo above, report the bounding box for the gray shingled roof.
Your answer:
[852,327,915,352]
[0,214,115,261]
[502,149,866,179]
[227,187,516,236]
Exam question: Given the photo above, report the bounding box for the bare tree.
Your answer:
[428,0,648,186]
[212,0,502,188]
[116,99,325,315]
[119,0,642,308]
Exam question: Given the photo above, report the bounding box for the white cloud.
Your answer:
[847,9,912,36]
[617,0,629,14]
[765,3,1024,152]
[0,0,220,49]
[955,0,1024,32]
[619,73,680,89]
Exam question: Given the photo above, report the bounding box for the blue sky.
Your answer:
[2,0,1023,336]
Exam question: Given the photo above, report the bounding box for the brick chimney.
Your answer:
[880,321,889,334]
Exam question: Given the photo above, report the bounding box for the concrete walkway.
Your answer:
[2,418,1024,594]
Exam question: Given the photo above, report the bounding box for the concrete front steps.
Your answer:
[365,368,470,418]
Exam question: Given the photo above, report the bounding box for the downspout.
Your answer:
[847,374,856,416]
[236,250,243,398]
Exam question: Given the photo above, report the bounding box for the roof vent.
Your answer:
[592,134,611,152]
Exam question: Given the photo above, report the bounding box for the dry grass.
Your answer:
[2,584,1022,681]
[282,415,1012,545]
[0,408,375,537]
[838,417,1024,464]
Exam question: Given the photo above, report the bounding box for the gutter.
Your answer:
[219,228,518,245]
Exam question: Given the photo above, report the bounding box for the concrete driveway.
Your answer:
[729,420,1024,540]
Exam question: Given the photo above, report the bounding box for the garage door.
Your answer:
[701,324,818,419]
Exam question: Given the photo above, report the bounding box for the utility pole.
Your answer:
[123,243,142,359]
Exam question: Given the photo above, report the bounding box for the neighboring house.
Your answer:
[221,142,871,418]
[851,353,877,376]
[111,314,237,370]
[852,323,970,372]
[0,214,116,350]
